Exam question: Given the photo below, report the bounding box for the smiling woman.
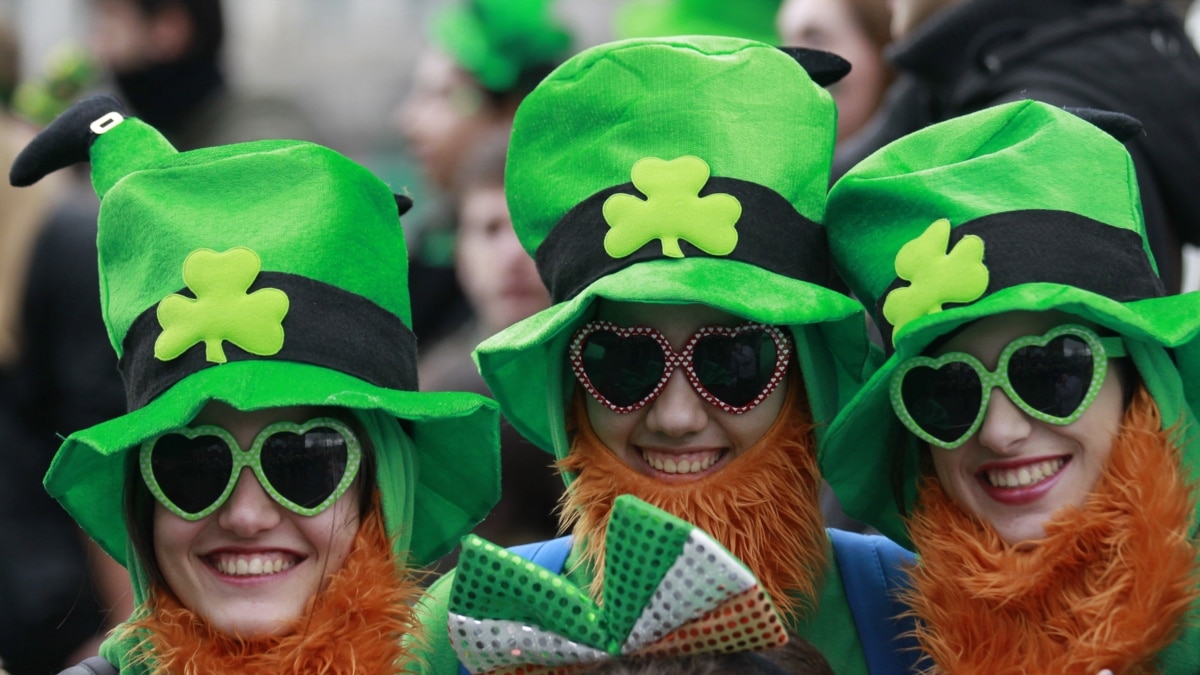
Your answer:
[8,94,501,673]
[822,100,1200,672]
[411,35,926,675]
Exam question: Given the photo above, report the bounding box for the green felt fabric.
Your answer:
[432,0,571,93]
[821,100,1200,552]
[614,0,783,45]
[479,36,872,461]
[41,111,501,579]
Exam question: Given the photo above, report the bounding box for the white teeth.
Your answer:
[642,450,719,474]
[214,555,296,576]
[985,459,1065,488]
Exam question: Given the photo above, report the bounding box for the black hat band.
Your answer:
[120,272,418,410]
[875,209,1165,347]
[535,177,843,303]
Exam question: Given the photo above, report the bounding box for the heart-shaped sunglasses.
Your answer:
[568,320,792,414]
[891,324,1127,449]
[140,417,362,520]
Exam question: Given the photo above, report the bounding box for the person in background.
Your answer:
[822,100,1200,671]
[418,126,561,569]
[10,94,500,673]
[396,0,572,346]
[839,0,1200,293]
[0,18,131,674]
[86,0,318,150]
[776,0,893,146]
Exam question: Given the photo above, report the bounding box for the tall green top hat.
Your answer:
[475,35,871,461]
[433,0,572,94]
[821,99,1200,547]
[9,95,501,567]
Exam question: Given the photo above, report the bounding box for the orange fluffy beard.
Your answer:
[904,386,1200,674]
[557,380,827,620]
[123,501,426,674]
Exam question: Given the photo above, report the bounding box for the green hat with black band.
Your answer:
[10,94,501,569]
[821,99,1200,549]
[474,35,873,464]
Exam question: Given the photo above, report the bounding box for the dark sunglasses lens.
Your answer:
[261,427,349,509]
[151,434,232,514]
[691,329,779,407]
[1008,335,1094,418]
[580,330,666,407]
[901,362,982,443]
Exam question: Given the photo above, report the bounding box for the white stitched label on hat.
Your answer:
[89,112,125,134]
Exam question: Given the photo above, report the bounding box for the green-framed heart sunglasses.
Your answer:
[140,417,362,520]
[890,324,1127,450]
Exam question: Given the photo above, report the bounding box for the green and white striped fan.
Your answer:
[448,495,788,674]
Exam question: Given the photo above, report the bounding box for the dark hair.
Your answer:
[129,0,224,60]
[125,408,379,590]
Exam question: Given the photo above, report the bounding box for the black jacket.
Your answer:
[839,0,1200,292]
[0,197,126,674]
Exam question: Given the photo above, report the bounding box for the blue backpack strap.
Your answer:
[828,528,925,674]
[458,535,576,675]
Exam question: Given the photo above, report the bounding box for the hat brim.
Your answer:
[477,257,870,457]
[45,360,500,567]
[820,283,1200,548]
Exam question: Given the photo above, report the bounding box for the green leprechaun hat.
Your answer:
[820,99,1200,548]
[9,95,501,568]
[474,35,871,461]
[433,0,572,94]
[615,0,783,45]
[448,495,788,674]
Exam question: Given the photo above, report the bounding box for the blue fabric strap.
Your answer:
[458,535,577,675]
[828,528,925,674]
[506,535,575,574]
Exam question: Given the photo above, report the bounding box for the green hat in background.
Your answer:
[9,95,501,568]
[432,0,573,94]
[476,35,870,462]
[615,0,783,45]
[821,99,1200,547]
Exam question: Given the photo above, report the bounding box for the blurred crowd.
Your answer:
[2,0,1199,672]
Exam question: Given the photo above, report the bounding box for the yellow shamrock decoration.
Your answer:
[601,156,742,259]
[882,218,989,342]
[155,247,290,363]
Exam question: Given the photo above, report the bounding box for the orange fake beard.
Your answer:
[557,379,827,620]
[904,386,1200,674]
[121,499,426,674]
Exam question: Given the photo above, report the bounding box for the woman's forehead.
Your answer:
[592,300,744,329]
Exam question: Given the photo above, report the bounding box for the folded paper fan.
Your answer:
[449,495,789,674]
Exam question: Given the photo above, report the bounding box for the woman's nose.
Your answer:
[975,388,1034,453]
[215,469,283,536]
[643,369,708,437]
